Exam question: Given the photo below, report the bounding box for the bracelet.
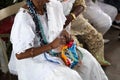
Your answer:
[70,13,77,20]
[30,48,34,57]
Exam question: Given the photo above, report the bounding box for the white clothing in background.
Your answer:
[97,2,118,21]
[83,0,117,35]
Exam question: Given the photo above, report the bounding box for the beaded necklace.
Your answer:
[26,0,47,45]
[26,0,60,64]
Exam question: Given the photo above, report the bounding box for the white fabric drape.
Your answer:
[83,0,113,35]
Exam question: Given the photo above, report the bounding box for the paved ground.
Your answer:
[0,27,120,80]
[104,27,120,80]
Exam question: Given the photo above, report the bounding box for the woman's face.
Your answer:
[32,0,49,10]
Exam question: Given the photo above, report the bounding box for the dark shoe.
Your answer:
[112,21,120,30]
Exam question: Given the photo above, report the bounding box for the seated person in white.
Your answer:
[83,0,117,35]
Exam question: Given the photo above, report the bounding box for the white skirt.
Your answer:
[17,60,82,80]
[9,47,108,80]
[9,52,82,80]
[75,47,108,80]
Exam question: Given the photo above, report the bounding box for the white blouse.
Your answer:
[9,1,66,74]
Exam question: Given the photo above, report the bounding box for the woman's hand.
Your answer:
[60,29,72,43]
[50,36,66,49]
[50,30,72,49]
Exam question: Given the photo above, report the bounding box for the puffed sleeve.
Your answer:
[10,9,36,54]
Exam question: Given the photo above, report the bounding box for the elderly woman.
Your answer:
[8,0,108,80]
